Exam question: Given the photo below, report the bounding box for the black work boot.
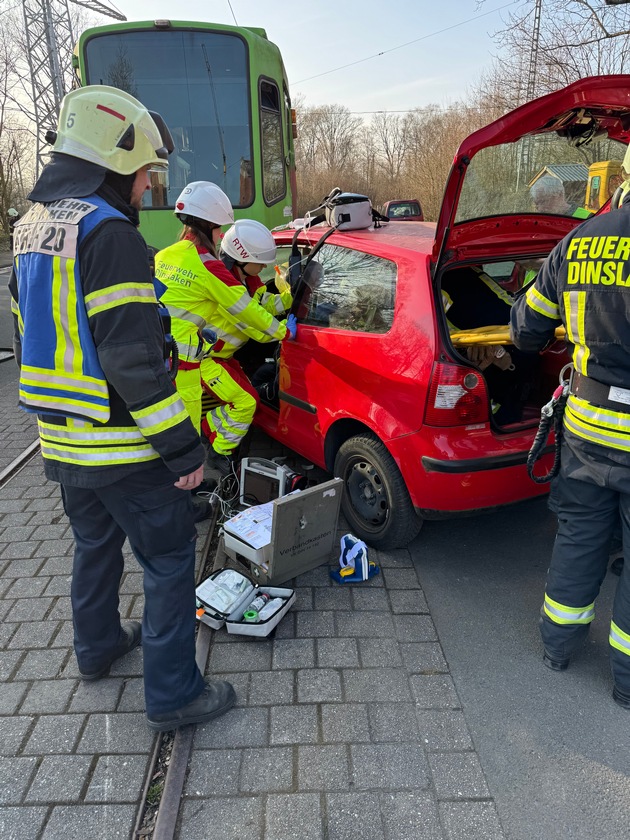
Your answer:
[192,497,214,523]
[613,685,630,710]
[146,678,236,732]
[79,621,142,681]
[543,650,570,671]
[610,556,624,577]
[206,449,235,478]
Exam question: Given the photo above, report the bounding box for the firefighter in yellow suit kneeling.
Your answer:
[155,182,295,475]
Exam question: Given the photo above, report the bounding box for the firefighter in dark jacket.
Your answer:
[8,85,235,731]
[510,150,630,709]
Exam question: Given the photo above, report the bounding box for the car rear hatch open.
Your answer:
[429,75,630,432]
[432,74,630,268]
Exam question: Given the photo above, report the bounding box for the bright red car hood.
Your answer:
[433,75,630,265]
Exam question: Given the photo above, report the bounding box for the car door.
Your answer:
[275,239,399,464]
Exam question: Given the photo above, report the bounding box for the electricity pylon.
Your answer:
[517,0,542,189]
[22,0,126,173]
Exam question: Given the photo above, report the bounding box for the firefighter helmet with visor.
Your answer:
[50,85,173,175]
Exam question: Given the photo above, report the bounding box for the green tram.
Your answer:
[75,20,297,248]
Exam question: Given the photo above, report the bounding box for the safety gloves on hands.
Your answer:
[286,314,298,341]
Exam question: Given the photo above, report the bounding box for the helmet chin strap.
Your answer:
[221,253,237,271]
[221,252,251,277]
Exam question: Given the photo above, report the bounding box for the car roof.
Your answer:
[277,221,436,255]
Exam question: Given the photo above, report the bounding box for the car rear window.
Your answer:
[387,202,421,218]
[454,136,626,223]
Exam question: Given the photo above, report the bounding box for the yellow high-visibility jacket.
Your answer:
[155,238,287,362]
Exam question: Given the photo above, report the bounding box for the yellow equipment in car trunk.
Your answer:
[449,325,566,346]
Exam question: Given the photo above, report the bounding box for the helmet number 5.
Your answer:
[66,113,75,128]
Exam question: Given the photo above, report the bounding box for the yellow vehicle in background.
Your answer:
[585,160,623,212]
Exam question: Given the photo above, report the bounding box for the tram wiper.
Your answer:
[201,43,228,188]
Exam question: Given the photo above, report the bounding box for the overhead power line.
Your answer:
[226,0,238,25]
[294,0,520,85]
[347,104,494,115]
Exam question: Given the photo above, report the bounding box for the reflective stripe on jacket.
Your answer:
[248,275,292,317]
[510,203,630,453]
[12,196,126,422]
[10,193,203,480]
[155,239,287,361]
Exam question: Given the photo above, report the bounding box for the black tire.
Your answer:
[334,433,423,549]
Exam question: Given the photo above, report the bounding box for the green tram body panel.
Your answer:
[77,20,295,249]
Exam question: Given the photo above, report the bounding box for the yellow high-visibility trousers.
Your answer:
[172,363,204,433]
[199,357,259,455]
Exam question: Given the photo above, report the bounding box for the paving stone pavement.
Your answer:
[0,380,38,475]
[0,454,213,840]
[174,434,507,840]
[0,416,507,839]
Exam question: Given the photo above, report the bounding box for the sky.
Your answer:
[102,0,519,113]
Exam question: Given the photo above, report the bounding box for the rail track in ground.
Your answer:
[0,439,40,491]
[135,496,222,840]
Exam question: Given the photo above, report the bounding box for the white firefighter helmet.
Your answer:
[221,219,277,264]
[51,85,172,175]
[174,181,234,226]
[7,208,18,218]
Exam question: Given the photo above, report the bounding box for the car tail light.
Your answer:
[424,362,489,426]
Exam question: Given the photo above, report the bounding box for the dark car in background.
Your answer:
[381,199,424,221]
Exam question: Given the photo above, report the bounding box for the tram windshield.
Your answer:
[84,29,253,209]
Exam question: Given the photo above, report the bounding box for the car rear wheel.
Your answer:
[334,433,423,549]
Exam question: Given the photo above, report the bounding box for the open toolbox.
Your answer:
[195,567,295,637]
[222,477,343,585]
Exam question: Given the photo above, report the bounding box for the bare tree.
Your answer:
[294,3,630,224]
[0,21,33,237]
[310,104,363,173]
[294,102,364,215]
[369,112,411,187]
[486,0,630,101]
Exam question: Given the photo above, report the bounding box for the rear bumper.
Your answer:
[421,444,554,474]
[389,428,553,512]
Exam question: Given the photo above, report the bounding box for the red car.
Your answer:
[242,76,629,548]
[381,199,424,222]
